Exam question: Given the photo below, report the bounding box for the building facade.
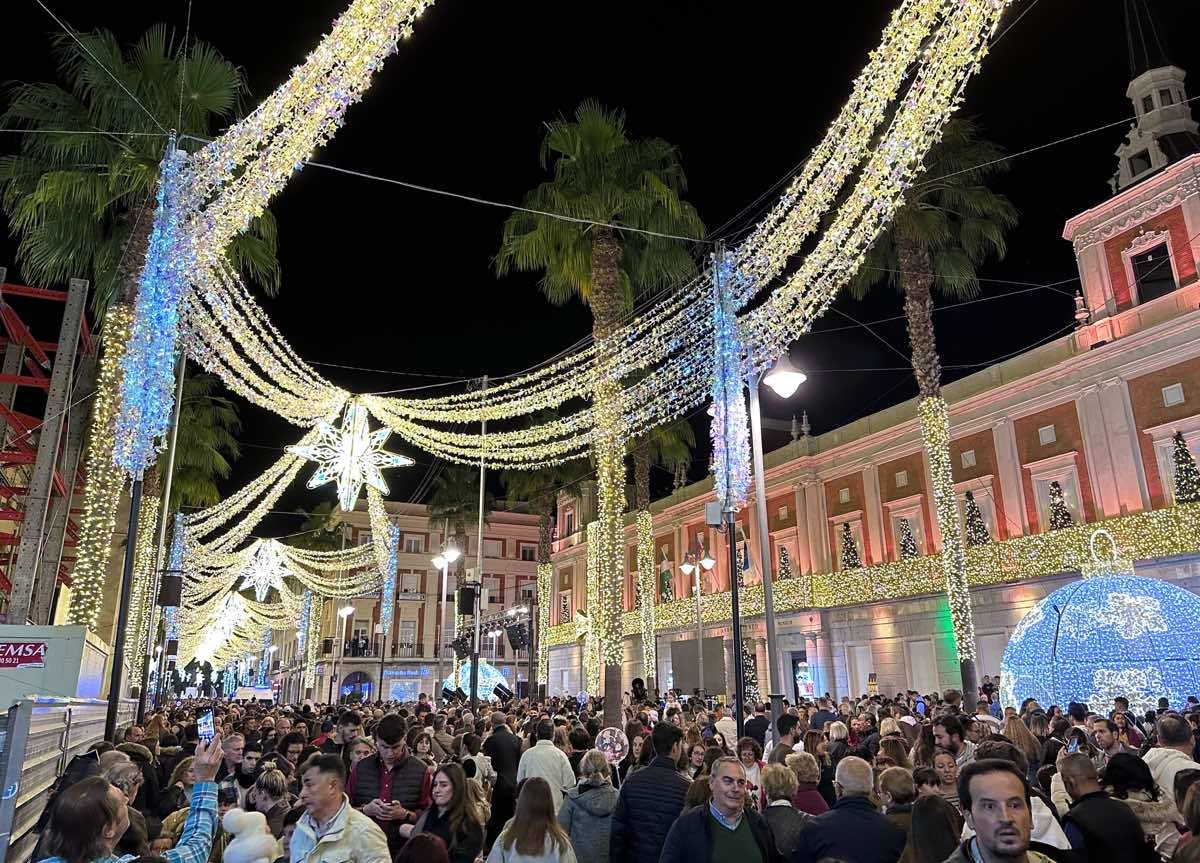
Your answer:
[272,500,540,703]
[546,59,1200,704]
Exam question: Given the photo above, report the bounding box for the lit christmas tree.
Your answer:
[1048,481,1073,530]
[964,490,992,546]
[1172,431,1200,504]
[897,518,919,559]
[777,545,793,579]
[839,522,861,569]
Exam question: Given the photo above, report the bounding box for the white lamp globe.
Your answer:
[763,354,807,399]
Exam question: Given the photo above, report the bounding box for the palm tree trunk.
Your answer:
[899,238,977,701]
[590,227,627,728]
[633,444,651,512]
[536,493,554,565]
[117,201,156,305]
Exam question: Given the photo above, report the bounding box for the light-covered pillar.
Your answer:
[920,453,943,551]
[991,418,1028,536]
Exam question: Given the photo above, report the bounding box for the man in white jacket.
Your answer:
[516,720,576,813]
[292,754,390,863]
[1143,714,1200,809]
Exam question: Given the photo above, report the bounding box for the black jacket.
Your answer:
[482,727,522,784]
[1062,790,1160,863]
[792,794,907,863]
[659,803,782,863]
[761,803,809,859]
[608,755,689,863]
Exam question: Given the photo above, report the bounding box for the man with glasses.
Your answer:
[345,715,427,857]
[659,756,780,863]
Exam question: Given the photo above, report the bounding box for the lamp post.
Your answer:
[749,354,806,728]
[332,604,354,704]
[679,540,716,706]
[432,536,461,701]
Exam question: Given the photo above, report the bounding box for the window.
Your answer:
[1038,425,1057,446]
[1163,383,1185,408]
[521,586,535,604]
[1141,95,1155,114]
[777,505,788,520]
[403,535,424,554]
[1130,149,1152,176]
[961,449,976,469]
[519,543,537,562]
[564,511,576,536]
[397,620,416,656]
[894,470,908,488]
[484,577,501,606]
[483,538,503,558]
[838,487,851,504]
[1131,243,1177,303]
[400,574,420,595]
[1160,89,1175,106]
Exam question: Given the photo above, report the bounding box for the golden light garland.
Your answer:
[920,396,976,661]
[593,379,626,668]
[636,511,656,682]
[124,482,161,687]
[68,305,133,629]
[303,595,322,693]
[584,521,602,695]
[544,503,1200,645]
[536,563,552,684]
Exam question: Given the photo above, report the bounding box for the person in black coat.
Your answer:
[659,756,782,863]
[760,764,809,859]
[609,722,690,863]
[482,711,523,850]
[792,756,906,863]
[1059,752,1160,863]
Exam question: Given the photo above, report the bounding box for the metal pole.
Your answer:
[748,374,785,729]
[725,511,746,741]
[139,352,186,723]
[470,376,487,711]
[527,602,536,703]
[694,555,705,702]
[106,477,143,741]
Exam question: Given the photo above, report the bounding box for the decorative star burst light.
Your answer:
[1000,527,1200,714]
[239,540,292,602]
[288,402,414,511]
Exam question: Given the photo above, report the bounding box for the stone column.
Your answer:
[804,477,829,574]
[991,418,1028,537]
[1099,377,1151,514]
[1074,241,1117,319]
[792,481,811,576]
[862,463,885,565]
[1076,384,1121,518]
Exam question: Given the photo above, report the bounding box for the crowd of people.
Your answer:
[29,680,1200,863]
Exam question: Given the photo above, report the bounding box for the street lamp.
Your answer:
[747,352,806,729]
[332,604,354,704]
[432,538,460,700]
[680,539,717,706]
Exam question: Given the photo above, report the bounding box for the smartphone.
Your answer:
[198,709,215,744]
[1066,737,1079,754]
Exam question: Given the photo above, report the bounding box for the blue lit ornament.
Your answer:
[1000,531,1200,715]
[442,658,507,701]
[114,140,191,476]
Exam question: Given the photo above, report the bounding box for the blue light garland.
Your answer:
[257,629,271,688]
[298,589,312,656]
[380,524,399,633]
[164,513,185,644]
[114,140,191,476]
[1000,574,1200,715]
[710,250,752,512]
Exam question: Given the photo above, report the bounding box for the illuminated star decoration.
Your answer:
[288,402,414,511]
[239,540,291,602]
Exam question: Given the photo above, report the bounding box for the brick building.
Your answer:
[545,49,1200,702]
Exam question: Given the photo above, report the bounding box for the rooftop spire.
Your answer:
[1125,0,1171,79]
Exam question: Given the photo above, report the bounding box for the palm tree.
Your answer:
[0,24,280,318]
[497,101,704,725]
[501,461,590,565]
[848,118,1017,700]
[165,371,241,510]
[290,502,344,552]
[630,419,696,511]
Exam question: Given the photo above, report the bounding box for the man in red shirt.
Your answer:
[345,715,428,857]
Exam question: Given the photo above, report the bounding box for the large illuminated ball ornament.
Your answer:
[595,727,630,764]
[999,575,1200,715]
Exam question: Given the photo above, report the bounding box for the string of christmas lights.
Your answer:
[636,512,656,682]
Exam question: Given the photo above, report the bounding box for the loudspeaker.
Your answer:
[456,585,477,613]
[441,687,456,703]
[505,623,530,651]
[493,683,514,703]
[157,574,182,607]
[322,638,334,655]
[455,687,468,701]
[166,639,178,656]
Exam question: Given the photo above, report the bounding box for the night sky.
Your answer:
[2,0,1198,531]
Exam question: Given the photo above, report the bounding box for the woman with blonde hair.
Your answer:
[785,751,829,816]
[557,750,617,863]
[1001,715,1043,782]
[827,721,851,769]
[158,755,195,817]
